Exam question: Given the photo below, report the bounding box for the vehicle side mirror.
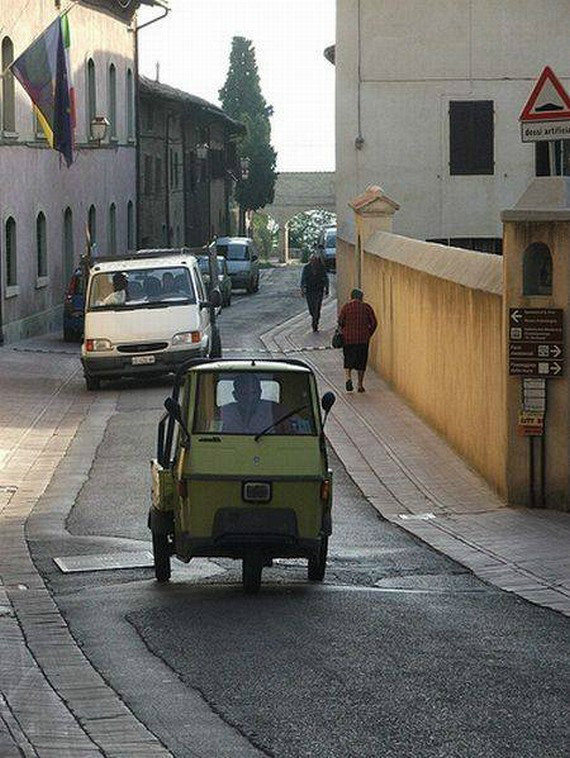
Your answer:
[209,289,222,308]
[321,391,336,424]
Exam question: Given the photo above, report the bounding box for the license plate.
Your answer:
[131,355,155,365]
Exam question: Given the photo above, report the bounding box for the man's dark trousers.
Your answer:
[306,290,324,331]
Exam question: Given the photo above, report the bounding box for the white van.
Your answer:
[81,250,215,390]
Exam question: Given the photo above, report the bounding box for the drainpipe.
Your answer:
[134,2,170,249]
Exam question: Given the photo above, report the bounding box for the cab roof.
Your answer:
[191,359,312,375]
[91,253,197,273]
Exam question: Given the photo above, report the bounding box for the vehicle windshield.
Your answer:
[87,266,196,311]
[197,257,209,273]
[193,370,317,436]
[325,230,336,248]
[216,243,249,261]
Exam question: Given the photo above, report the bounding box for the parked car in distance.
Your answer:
[63,267,86,342]
[211,236,260,293]
[317,225,336,271]
[197,255,232,307]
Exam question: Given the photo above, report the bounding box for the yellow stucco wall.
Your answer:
[337,233,507,496]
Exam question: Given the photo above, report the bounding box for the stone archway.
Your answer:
[264,172,335,261]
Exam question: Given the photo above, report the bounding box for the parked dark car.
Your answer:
[317,226,336,271]
[212,237,260,293]
[63,267,86,342]
[197,255,232,307]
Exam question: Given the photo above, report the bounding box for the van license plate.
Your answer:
[132,355,155,365]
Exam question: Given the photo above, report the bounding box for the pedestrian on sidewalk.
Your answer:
[338,288,377,392]
[300,253,329,332]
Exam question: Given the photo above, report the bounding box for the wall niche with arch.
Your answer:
[522,241,553,297]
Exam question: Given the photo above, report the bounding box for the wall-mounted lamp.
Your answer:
[90,116,110,144]
[240,156,250,180]
[196,143,209,160]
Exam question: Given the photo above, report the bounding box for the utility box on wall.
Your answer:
[502,177,570,511]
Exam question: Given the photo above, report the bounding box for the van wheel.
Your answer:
[242,555,263,594]
[152,532,171,583]
[85,376,100,391]
[308,536,328,581]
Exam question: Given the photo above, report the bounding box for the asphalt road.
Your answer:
[28,266,569,758]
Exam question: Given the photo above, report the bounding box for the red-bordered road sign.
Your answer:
[520,66,570,122]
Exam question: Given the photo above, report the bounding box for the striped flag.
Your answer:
[11,14,74,166]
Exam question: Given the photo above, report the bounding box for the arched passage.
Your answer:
[264,172,335,261]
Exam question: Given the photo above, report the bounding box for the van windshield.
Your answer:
[325,230,336,248]
[193,371,317,436]
[87,266,196,311]
[216,243,249,261]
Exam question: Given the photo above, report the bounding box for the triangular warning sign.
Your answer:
[520,66,570,121]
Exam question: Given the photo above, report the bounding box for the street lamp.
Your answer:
[90,116,110,144]
[240,156,250,180]
[196,143,209,160]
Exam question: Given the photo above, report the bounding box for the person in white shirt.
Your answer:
[102,272,128,306]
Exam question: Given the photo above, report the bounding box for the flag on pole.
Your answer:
[10,14,74,166]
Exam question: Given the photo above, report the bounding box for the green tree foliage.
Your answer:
[219,37,277,212]
[288,209,336,261]
[252,212,278,259]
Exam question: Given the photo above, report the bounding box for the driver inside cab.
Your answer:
[221,373,279,434]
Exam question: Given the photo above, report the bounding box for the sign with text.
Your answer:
[509,308,564,377]
[517,410,544,437]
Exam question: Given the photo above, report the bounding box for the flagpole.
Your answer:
[0,0,81,79]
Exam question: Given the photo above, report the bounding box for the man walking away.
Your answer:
[301,253,329,332]
[338,288,377,393]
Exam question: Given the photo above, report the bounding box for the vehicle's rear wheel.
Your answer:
[85,375,100,391]
[308,535,328,581]
[242,554,263,594]
[152,532,171,582]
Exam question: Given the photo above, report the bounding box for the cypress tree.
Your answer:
[219,37,277,216]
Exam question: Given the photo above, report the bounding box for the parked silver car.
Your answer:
[211,237,260,293]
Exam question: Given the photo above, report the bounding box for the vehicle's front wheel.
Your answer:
[152,532,171,582]
[242,554,263,594]
[308,536,328,581]
[85,375,100,391]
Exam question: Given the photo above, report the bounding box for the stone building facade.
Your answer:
[334,0,570,252]
[0,0,156,343]
[138,76,244,250]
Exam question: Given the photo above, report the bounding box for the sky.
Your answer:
[137,0,336,172]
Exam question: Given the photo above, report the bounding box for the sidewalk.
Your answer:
[262,299,570,617]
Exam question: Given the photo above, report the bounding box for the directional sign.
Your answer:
[509,308,564,377]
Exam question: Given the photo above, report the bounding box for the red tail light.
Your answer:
[320,479,330,502]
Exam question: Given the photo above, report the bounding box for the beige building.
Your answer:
[0,0,162,343]
[334,0,570,252]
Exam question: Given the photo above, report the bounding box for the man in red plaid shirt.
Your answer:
[338,288,377,392]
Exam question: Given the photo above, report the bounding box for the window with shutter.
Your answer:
[449,101,494,175]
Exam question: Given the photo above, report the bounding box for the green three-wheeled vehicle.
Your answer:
[148,358,336,593]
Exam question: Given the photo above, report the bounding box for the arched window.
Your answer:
[87,58,96,138]
[126,68,134,139]
[88,205,97,251]
[63,207,74,282]
[5,216,17,287]
[523,242,553,296]
[108,63,117,139]
[127,200,134,250]
[36,212,47,278]
[2,37,15,132]
[108,203,117,255]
